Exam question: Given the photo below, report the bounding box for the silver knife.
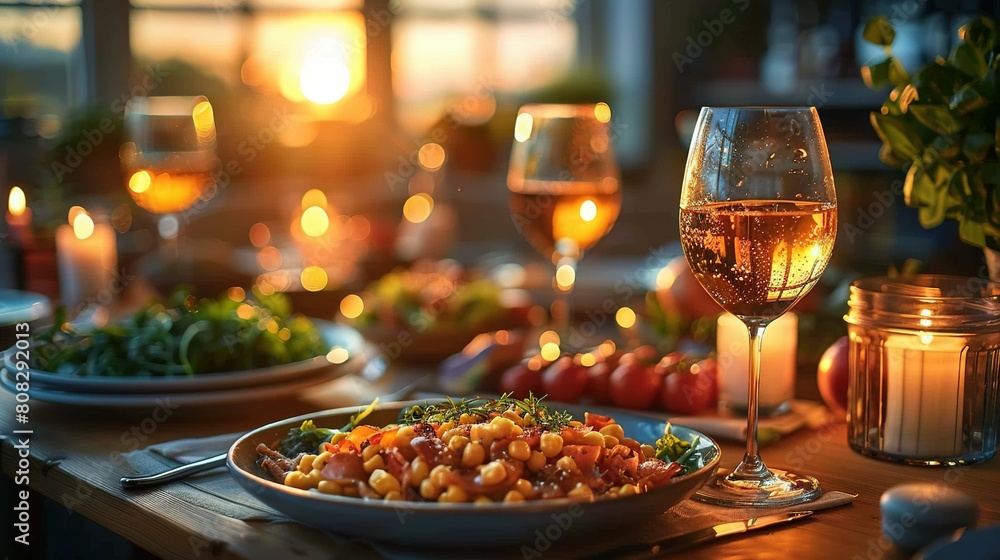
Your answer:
[605,510,814,559]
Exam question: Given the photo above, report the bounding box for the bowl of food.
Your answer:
[2,288,366,405]
[228,396,720,546]
[342,261,531,363]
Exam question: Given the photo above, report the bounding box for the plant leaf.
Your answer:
[959,218,987,247]
[949,84,990,115]
[862,57,908,89]
[862,17,896,46]
[914,62,976,103]
[918,182,951,228]
[871,112,923,160]
[961,17,997,54]
[951,42,988,78]
[963,132,995,162]
[904,163,935,206]
[908,104,968,134]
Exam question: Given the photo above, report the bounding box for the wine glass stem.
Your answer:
[732,322,771,480]
[551,256,577,342]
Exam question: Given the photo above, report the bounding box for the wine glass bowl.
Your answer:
[506,103,621,338]
[679,107,837,506]
[121,96,219,220]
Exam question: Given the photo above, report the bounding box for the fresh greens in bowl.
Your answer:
[30,288,327,377]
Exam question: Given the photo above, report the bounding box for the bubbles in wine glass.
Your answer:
[789,119,802,136]
[793,148,808,163]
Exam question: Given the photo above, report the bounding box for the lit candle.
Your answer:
[6,186,32,246]
[56,210,118,310]
[882,332,966,458]
[717,312,797,414]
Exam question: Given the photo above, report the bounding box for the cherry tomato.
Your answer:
[499,363,543,399]
[585,361,614,404]
[660,358,716,414]
[609,359,662,409]
[541,356,588,403]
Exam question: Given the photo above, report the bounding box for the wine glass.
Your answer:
[679,107,837,506]
[120,96,219,261]
[506,103,621,342]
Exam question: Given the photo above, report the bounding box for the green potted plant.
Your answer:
[861,16,1000,280]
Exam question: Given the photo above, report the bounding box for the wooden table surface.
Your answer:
[2,370,998,560]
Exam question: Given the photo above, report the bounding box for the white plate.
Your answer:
[0,289,51,325]
[228,401,721,547]
[0,351,365,408]
[6,320,363,394]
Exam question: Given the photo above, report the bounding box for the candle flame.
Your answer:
[514,113,533,142]
[72,212,95,240]
[8,187,25,216]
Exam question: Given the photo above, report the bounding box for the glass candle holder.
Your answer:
[845,275,1000,466]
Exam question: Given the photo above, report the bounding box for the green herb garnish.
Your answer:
[278,398,382,456]
[399,393,572,431]
[654,423,701,472]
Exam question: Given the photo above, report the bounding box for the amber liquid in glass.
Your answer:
[509,182,621,260]
[127,169,213,214]
[679,200,837,318]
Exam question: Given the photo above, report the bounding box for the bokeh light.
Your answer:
[300,266,329,291]
[301,205,330,237]
[403,193,434,223]
[615,307,637,329]
[594,102,611,123]
[340,293,364,319]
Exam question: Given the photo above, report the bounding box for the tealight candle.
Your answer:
[56,211,118,311]
[716,312,797,416]
[6,186,32,246]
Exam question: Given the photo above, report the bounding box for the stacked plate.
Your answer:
[0,320,367,408]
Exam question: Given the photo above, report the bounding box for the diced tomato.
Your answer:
[560,425,591,445]
[370,426,399,449]
[561,445,603,471]
[636,459,682,488]
[584,412,615,431]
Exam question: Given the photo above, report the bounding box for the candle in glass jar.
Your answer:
[882,333,966,458]
[717,312,797,414]
[56,211,118,310]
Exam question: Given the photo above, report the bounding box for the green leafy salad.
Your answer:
[31,288,327,377]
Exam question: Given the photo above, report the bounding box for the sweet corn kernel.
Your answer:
[384,490,404,501]
[369,469,402,496]
[526,450,547,472]
[581,430,605,447]
[514,478,536,499]
[474,495,493,504]
[439,485,469,503]
[306,469,324,486]
[620,484,638,497]
[603,435,620,448]
[419,479,441,499]
[480,461,507,485]
[599,423,625,441]
[410,458,430,486]
[568,483,594,500]
[540,433,564,458]
[395,426,416,448]
[441,428,462,445]
[362,443,382,462]
[312,451,332,471]
[430,465,452,487]
[297,454,316,474]
[462,442,487,468]
[317,480,342,495]
[449,435,471,453]
[435,421,456,438]
[556,456,578,472]
[503,490,525,503]
[568,420,584,428]
[341,484,360,497]
[502,410,524,426]
[363,454,385,474]
[459,413,478,425]
[507,440,532,462]
[640,444,656,458]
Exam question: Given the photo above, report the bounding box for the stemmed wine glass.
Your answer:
[679,107,837,506]
[507,103,621,342]
[120,96,219,264]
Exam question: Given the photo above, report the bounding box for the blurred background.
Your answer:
[2,0,997,306]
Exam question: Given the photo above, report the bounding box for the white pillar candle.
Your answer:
[56,213,118,311]
[882,334,966,459]
[717,312,797,412]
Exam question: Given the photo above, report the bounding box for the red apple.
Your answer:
[817,336,849,419]
[660,356,716,414]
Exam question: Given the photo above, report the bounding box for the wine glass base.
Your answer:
[693,467,821,507]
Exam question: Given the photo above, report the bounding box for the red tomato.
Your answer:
[817,336,849,418]
[609,361,662,409]
[660,358,716,414]
[541,356,588,403]
[560,445,603,471]
[585,361,614,404]
[499,363,543,399]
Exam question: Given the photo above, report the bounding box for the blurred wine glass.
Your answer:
[506,103,621,342]
[680,107,837,506]
[120,96,219,262]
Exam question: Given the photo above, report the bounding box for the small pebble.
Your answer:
[880,482,978,550]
